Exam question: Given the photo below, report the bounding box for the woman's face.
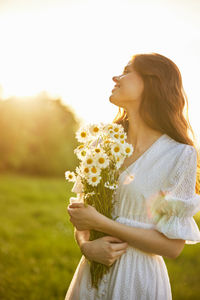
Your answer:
[109,61,144,109]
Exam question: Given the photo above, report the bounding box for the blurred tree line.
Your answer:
[0,92,81,176]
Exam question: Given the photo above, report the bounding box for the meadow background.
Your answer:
[0,95,200,300]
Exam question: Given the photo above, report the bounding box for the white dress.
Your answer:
[65,133,200,300]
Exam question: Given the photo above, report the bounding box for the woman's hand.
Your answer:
[67,202,102,231]
[81,236,129,267]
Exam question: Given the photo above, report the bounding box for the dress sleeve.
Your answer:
[149,145,200,244]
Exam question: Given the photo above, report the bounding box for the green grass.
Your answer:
[0,172,82,300]
[0,173,200,299]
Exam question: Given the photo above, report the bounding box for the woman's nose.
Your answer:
[112,76,120,83]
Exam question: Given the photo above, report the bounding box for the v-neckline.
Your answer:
[119,133,166,177]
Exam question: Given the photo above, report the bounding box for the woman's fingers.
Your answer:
[114,249,127,258]
[111,242,128,251]
[68,202,84,208]
[103,236,124,243]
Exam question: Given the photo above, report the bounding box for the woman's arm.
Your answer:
[74,228,128,266]
[70,192,90,249]
[74,227,90,250]
[68,193,185,259]
[68,201,185,259]
[70,195,127,265]
[94,214,185,259]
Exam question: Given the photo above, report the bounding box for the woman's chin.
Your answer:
[109,91,118,101]
[109,94,116,103]
[109,95,120,106]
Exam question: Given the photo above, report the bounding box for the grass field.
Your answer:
[0,173,200,300]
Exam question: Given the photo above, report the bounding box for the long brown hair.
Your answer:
[112,53,200,194]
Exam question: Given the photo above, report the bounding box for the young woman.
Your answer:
[65,53,200,300]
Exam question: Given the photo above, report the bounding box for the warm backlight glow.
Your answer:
[0,0,199,144]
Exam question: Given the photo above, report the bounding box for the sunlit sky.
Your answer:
[0,0,199,144]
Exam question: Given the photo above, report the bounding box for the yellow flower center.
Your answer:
[81,132,87,138]
[93,127,99,132]
[126,148,131,153]
[98,157,105,164]
[92,177,97,182]
[108,125,113,130]
[120,134,124,139]
[78,144,84,149]
[114,146,120,153]
[69,175,73,179]
[81,150,86,156]
[114,128,119,132]
[114,134,119,139]
[87,158,93,164]
[91,166,97,173]
[95,149,101,153]
[84,167,89,173]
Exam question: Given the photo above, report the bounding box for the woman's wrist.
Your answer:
[74,228,90,247]
[94,213,109,232]
[80,240,92,259]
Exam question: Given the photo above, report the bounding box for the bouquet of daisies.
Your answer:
[65,122,134,289]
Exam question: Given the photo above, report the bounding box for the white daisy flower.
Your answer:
[115,155,124,169]
[65,171,76,182]
[119,139,125,144]
[108,129,114,136]
[103,123,124,135]
[112,124,121,133]
[76,126,90,143]
[113,123,124,133]
[104,123,114,131]
[87,174,101,186]
[109,132,121,142]
[123,142,134,157]
[80,163,91,178]
[88,123,101,136]
[84,154,96,167]
[104,181,119,190]
[75,148,87,160]
[101,123,114,136]
[95,153,110,169]
[91,146,106,157]
[108,130,125,143]
[74,144,85,152]
[110,142,124,158]
[119,132,127,141]
[89,165,101,176]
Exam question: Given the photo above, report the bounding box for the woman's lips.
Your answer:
[112,85,120,92]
